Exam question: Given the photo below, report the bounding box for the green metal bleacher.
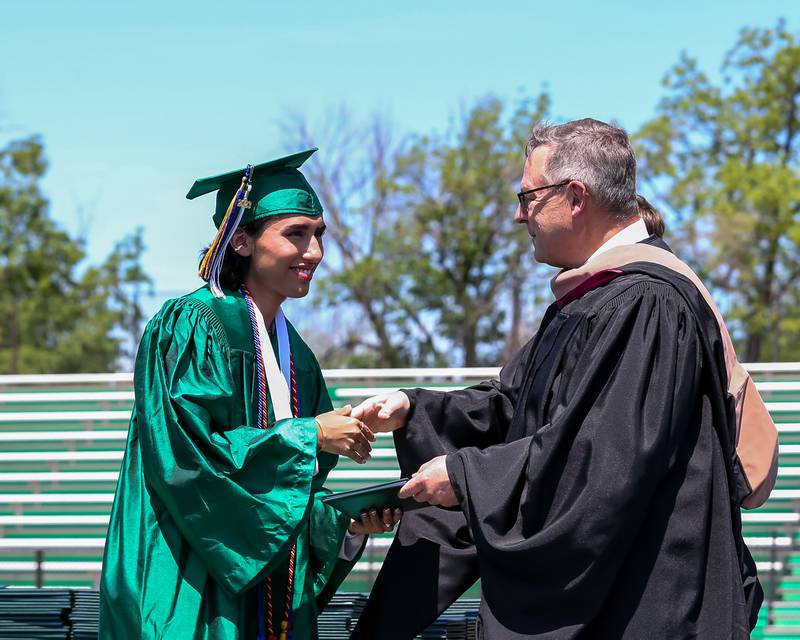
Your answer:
[0,365,798,638]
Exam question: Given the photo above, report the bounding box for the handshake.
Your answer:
[313,391,411,463]
[316,390,458,533]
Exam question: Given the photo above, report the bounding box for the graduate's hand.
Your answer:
[348,507,402,535]
[351,391,410,433]
[399,455,458,507]
[316,406,375,464]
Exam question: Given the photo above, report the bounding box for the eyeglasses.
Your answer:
[516,180,571,209]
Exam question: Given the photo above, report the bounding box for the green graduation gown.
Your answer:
[99,286,357,639]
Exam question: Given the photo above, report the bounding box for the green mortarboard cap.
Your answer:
[186,148,322,228]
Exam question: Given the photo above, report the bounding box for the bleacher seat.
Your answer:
[0,364,797,637]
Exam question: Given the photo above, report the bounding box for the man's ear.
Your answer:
[568,181,589,217]
[230,228,252,257]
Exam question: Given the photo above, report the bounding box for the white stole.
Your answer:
[251,305,292,421]
[252,305,319,474]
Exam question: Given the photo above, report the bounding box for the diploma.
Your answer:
[322,479,428,519]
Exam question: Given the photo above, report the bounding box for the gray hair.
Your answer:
[526,118,639,219]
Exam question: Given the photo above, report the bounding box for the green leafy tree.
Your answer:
[0,135,151,373]
[391,95,552,366]
[634,20,800,361]
[286,96,553,367]
[285,107,417,367]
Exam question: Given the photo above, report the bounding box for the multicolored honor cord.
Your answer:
[243,288,298,640]
[198,164,254,298]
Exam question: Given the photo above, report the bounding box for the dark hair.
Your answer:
[636,194,665,238]
[198,218,270,291]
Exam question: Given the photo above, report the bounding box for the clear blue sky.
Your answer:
[1,0,797,321]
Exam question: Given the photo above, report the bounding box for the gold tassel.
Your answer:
[198,184,240,281]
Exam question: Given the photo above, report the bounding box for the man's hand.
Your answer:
[399,455,458,507]
[348,507,402,534]
[351,391,410,433]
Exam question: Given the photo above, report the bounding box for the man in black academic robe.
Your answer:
[351,118,761,639]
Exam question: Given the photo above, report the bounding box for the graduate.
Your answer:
[99,149,400,640]
[352,120,777,639]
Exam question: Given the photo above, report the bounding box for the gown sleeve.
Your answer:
[445,283,702,629]
[300,356,363,608]
[394,339,534,475]
[134,299,318,597]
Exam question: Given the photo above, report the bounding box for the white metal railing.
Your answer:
[0,449,398,463]
[0,391,135,403]
[1,363,798,389]
[0,430,396,442]
[0,469,401,483]
[0,369,500,387]
[1,511,797,527]
[740,363,800,373]
[0,373,135,385]
[3,488,800,509]
[4,399,795,419]
[0,493,115,504]
[0,430,130,441]
[0,538,107,550]
[4,425,800,445]
[0,411,131,422]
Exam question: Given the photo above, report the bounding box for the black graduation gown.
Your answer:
[353,239,759,640]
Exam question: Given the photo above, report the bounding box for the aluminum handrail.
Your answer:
[1,363,798,387]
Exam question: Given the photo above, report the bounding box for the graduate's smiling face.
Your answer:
[515,146,588,269]
[233,214,325,301]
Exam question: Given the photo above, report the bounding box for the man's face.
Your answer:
[515,146,575,268]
